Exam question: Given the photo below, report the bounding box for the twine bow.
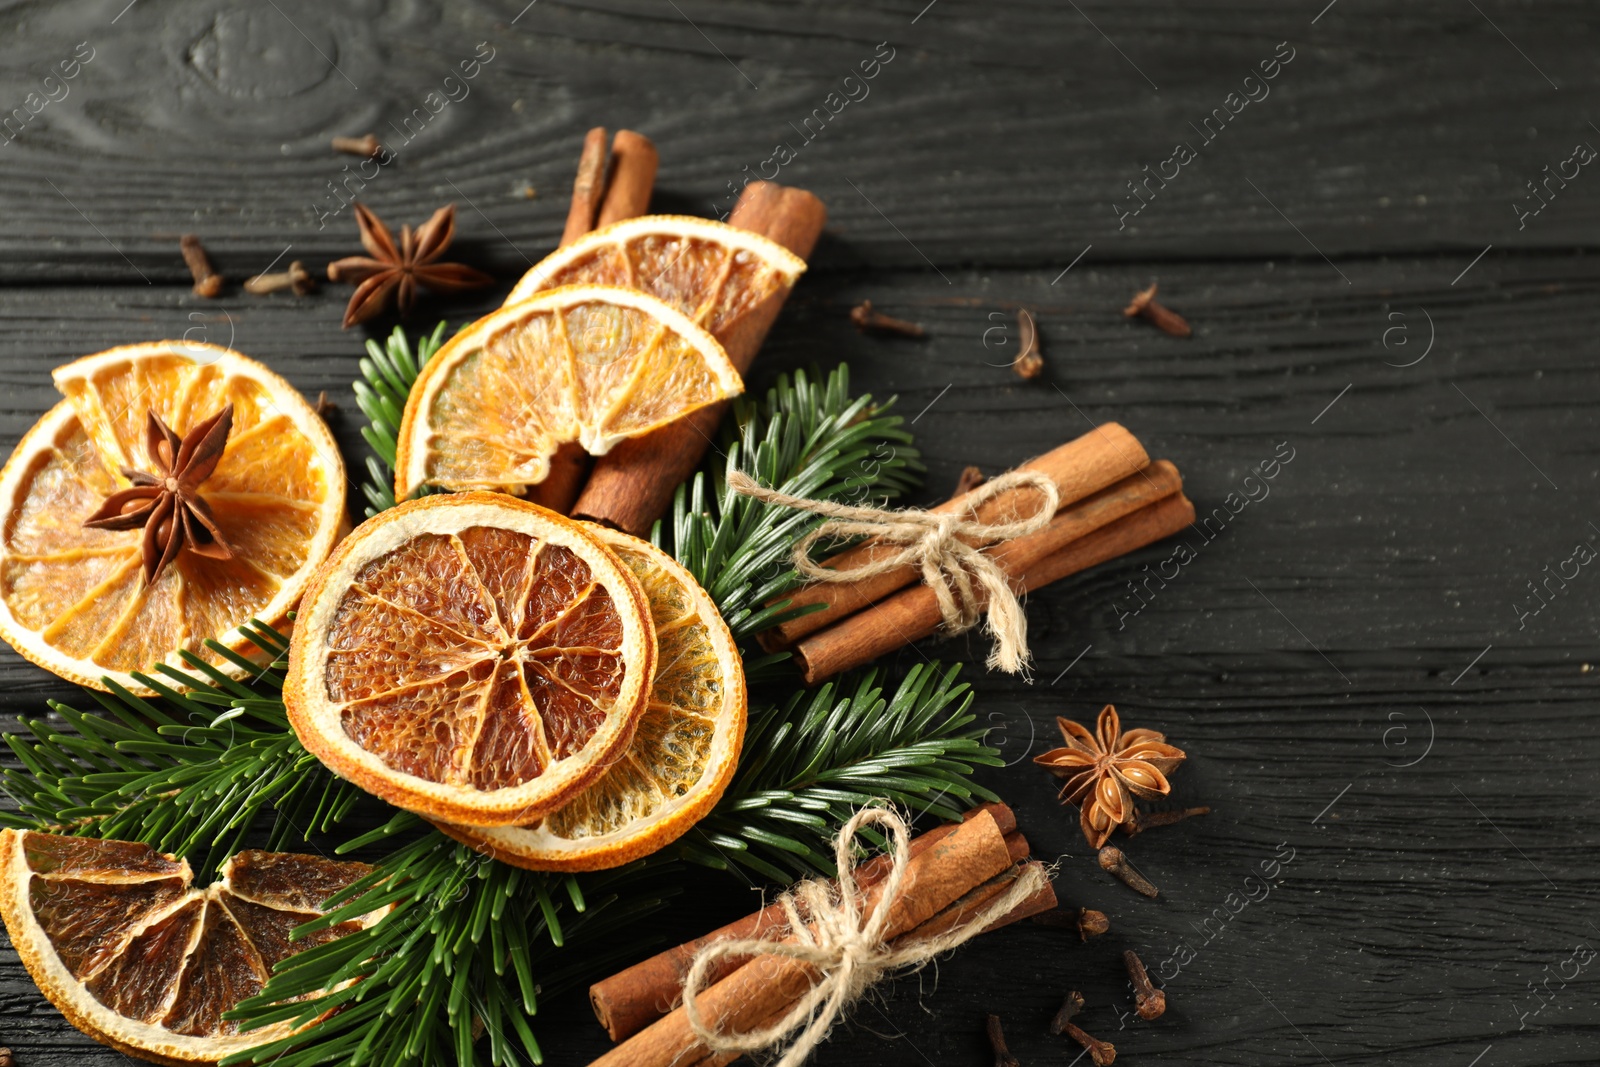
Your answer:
[727,470,1060,674]
[681,807,1049,1067]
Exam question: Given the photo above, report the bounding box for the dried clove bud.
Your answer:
[0,1047,13,1067]
[1049,991,1086,1035]
[1061,1022,1116,1065]
[313,391,336,419]
[180,234,223,298]
[1124,949,1166,1020]
[1077,907,1110,941]
[1098,846,1159,898]
[244,260,316,296]
[850,299,925,338]
[954,465,986,497]
[1127,805,1211,837]
[332,133,383,158]
[1123,283,1191,338]
[1012,307,1043,378]
[985,1013,1019,1067]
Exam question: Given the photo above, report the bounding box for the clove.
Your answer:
[1012,307,1043,378]
[850,299,925,338]
[1124,949,1166,1020]
[180,234,223,298]
[1127,805,1211,837]
[0,1047,13,1067]
[244,260,316,296]
[985,1013,1020,1067]
[1123,283,1191,338]
[332,133,383,158]
[1049,991,1085,1035]
[954,465,986,497]
[1061,1022,1116,1065]
[313,391,336,419]
[1098,846,1159,898]
[1077,907,1110,941]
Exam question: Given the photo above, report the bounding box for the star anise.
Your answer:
[327,203,494,329]
[1034,704,1186,848]
[82,404,236,585]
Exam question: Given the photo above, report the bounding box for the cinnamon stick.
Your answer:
[590,802,1016,1042]
[585,809,1014,1067]
[794,486,1196,683]
[528,128,659,513]
[570,181,828,535]
[758,425,1152,651]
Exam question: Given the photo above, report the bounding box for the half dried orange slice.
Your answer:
[503,215,806,351]
[0,343,345,693]
[441,526,745,870]
[285,492,657,826]
[392,285,742,499]
[0,829,379,1065]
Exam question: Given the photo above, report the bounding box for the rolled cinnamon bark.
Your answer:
[527,129,659,513]
[758,425,1153,651]
[570,181,828,535]
[584,809,1014,1067]
[794,485,1196,684]
[590,801,1016,1042]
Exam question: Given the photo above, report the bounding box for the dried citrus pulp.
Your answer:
[285,492,658,826]
[0,343,345,692]
[503,214,806,345]
[441,526,746,870]
[0,829,378,1065]
[392,285,743,499]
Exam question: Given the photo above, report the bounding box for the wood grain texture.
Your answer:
[1,2,1598,1065]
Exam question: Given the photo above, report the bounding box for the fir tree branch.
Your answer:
[354,321,447,516]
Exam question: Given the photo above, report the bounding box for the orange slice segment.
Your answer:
[392,285,743,499]
[285,492,657,826]
[0,829,381,1065]
[0,344,346,693]
[502,215,806,347]
[440,526,746,870]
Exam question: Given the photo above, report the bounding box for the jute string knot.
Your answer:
[726,470,1060,674]
[681,807,1048,1067]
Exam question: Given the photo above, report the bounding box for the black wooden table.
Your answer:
[2,2,1597,1065]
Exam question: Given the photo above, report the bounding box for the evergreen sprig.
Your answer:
[354,321,447,516]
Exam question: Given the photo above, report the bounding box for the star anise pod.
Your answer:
[327,203,494,329]
[82,404,236,585]
[1034,704,1186,848]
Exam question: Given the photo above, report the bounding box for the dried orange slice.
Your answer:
[441,526,745,870]
[284,492,657,826]
[0,343,345,693]
[0,829,380,1065]
[393,285,742,499]
[503,215,806,350]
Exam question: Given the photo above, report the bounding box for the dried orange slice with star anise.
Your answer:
[0,343,346,693]
[284,492,657,826]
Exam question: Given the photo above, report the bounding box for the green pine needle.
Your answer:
[355,322,447,516]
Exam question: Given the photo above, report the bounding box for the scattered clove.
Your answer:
[0,1047,13,1067]
[1123,283,1191,338]
[1012,307,1043,378]
[313,391,336,419]
[332,133,383,158]
[1061,1022,1116,1065]
[1127,805,1211,837]
[1098,846,1159,899]
[1077,907,1110,941]
[985,1013,1020,1067]
[1124,949,1166,1020]
[954,465,986,496]
[244,260,316,296]
[1049,991,1086,1035]
[180,234,223,298]
[850,299,925,338]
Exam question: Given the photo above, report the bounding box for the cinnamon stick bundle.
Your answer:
[758,423,1151,651]
[526,127,660,513]
[570,181,828,535]
[591,802,1017,1042]
[793,478,1196,683]
[584,809,1036,1067]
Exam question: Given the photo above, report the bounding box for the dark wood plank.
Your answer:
[3,1,1600,282]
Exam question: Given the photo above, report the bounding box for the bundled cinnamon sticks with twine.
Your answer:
[750,424,1193,682]
[584,803,1054,1067]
